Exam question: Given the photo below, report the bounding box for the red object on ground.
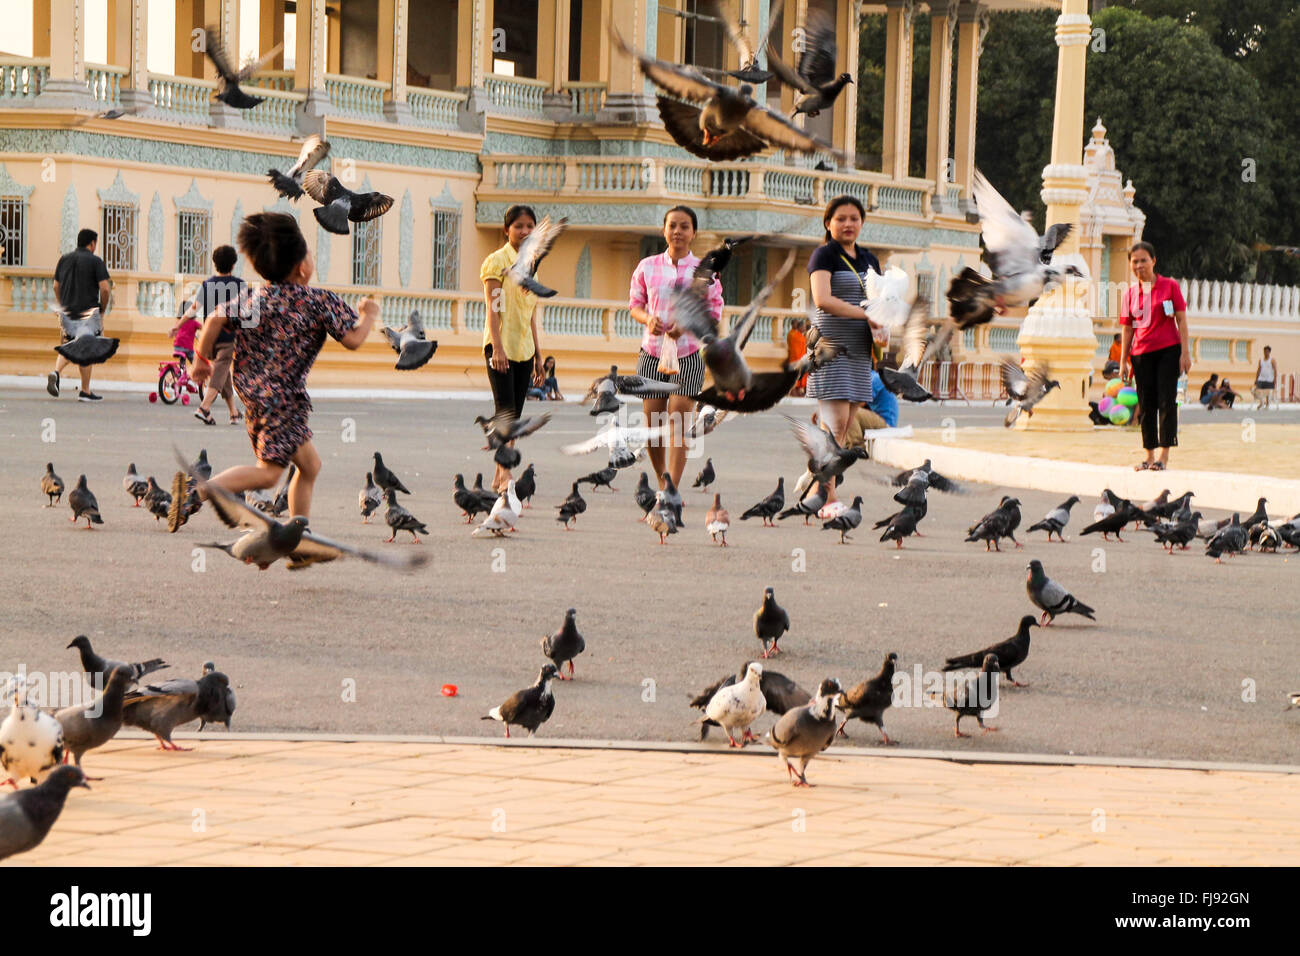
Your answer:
[441,684,458,697]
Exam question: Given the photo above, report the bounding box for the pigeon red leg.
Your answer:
[567,660,575,680]
[836,720,849,738]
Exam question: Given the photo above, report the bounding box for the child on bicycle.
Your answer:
[171,212,375,532]
[169,307,202,369]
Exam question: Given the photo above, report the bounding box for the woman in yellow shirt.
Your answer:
[481,204,544,491]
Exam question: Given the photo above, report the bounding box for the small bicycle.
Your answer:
[149,351,200,405]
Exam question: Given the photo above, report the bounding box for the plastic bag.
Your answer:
[657,333,680,375]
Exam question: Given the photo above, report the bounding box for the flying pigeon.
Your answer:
[121,669,235,750]
[359,473,382,523]
[483,409,552,449]
[645,491,678,544]
[890,459,962,494]
[778,481,826,526]
[202,25,283,109]
[766,7,853,118]
[693,323,845,413]
[740,477,785,526]
[1,683,64,788]
[302,170,393,236]
[481,665,557,738]
[712,2,778,83]
[611,26,841,161]
[823,495,864,544]
[54,664,132,766]
[506,215,568,298]
[122,463,148,506]
[1026,560,1095,625]
[473,482,522,538]
[788,417,869,487]
[692,458,715,492]
[540,608,585,681]
[0,765,88,861]
[754,587,790,658]
[68,475,103,529]
[944,616,1037,687]
[268,464,294,517]
[52,305,119,366]
[371,452,411,495]
[892,469,929,517]
[965,496,1022,551]
[1026,496,1080,543]
[577,467,618,493]
[267,134,330,200]
[706,493,730,547]
[836,653,898,743]
[452,474,491,523]
[66,636,167,688]
[384,488,430,543]
[583,366,679,415]
[944,654,1000,737]
[704,662,766,748]
[687,405,730,440]
[769,678,842,787]
[1001,358,1061,426]
[555,481,587,530]
[876,297,936,402]
[381,310,438,370]
[41,463,64,507]
[691,662,809,741]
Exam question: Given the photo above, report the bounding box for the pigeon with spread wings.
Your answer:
[267,134,330,201]
[301,170,394,236]
[611,26,841,161]
[765,7,853,118]
[1001,358,1060,427]
[202,26,283,110]
[382,310,438,371]
[52,306,119,367]
[711,1,780,83]
[506,215,568,298]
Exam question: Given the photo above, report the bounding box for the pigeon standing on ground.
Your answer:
[122,463,148,506]
[0,765,89,861]
[514,464,537,508]
[473,482,522,538]
[267,133,330,200]
[778,482,826,525]
[837,653,898,743]
[965,496,1021,551]
[691,663,809,741]
[1205,514,1247,563]
[144,477,172,522]
[823,496,864,544]
[452,474,491,523]
[191,449,213,481]
[765,7,853,118]
[481,665,557,738]
[660,474,685,527]
[41,463,65,506]
[944,654,1000,738]
[555,481,587,529]
[67,636,167,688]
[359,473,382,523]
[704,662,766,748]
[944,616,1037,687]
[740,477,785,526]
[692,458,715,492]
[892,470,930,527]
[1080,502,1138,541]
[1,686,65,787]
[372,452,411,495]
[382,311,438,371]
[197,662,236,731]
[1243,498,1270,535]
[55,665,132,766]
[68,475,103,529]
[877,505,921,548]
[634,472,656,517]
[121,669,236,750]
[706,493,730,547]
[1026,560,1095,625]
[1027,496,1080,543]
[769,678,842,787]
[645,491,679,545]
[1152,511,1201,553]
[540,608,585,681]
[754,587,790,659]
[577,467,618,493]
[302,170,394,236]
[202,25,282,109]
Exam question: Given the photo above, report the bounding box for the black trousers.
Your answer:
[484,344,534,421]
[1131,344,1180,449]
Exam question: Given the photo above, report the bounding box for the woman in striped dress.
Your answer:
[807,194,887,504]
[628,205,723,493]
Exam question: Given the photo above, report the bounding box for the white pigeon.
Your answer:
[863,266,912,330]
[0,682,65,788]
[561,422,672,456]
[1093,496,1115,523]
[687,405,730,441]
[473,480,521,537]
[704,662,766,748]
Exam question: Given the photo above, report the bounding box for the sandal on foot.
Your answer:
[1134,461,1152,471]
[194,409,215,425]
[1150,461,1166,471]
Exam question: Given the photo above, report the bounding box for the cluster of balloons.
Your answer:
[1098,378,1138,425]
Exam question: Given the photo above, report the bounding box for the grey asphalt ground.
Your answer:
[1,386,1296,765]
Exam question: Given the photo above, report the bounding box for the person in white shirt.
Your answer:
[1252,345,1278,410]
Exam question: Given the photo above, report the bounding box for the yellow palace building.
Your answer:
[0,0,1294,398]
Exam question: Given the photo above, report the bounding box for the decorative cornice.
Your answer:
[97,170,139,205]
[172,177,214,212]
[0,128,304,179]
[327,135,480,174]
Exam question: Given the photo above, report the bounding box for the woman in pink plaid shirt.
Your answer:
[628,205,723,492]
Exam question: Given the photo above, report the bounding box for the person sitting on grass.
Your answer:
[171,212,375,532]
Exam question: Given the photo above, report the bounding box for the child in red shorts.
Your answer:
[174,212,376,531]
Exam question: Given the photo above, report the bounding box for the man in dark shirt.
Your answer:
[183,245,247,425]
[50,228,112,401]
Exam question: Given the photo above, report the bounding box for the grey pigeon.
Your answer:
[382,310,438,370]
[1152,511,1200,553]
[754,587,790,659]
[143,476,172,522]
[693,324,845,413]
[267,133,330,200]
[192,448,213,481]
[484,409,551,449]
[54,664,132,766]
[788,417,869,487]
[692,458,715,492]
[452,473,491,523]
[1001,358,1061,427]
[68,475,103,529]
[359,472,382,523]
[612,26,840,161]
[890,459,962,494]
[741,477,785,526]
[823,496,864,544]
[661,473,685,527]
[383,488,429,543]
[1206,513,1247,563]
[634,472,657,517]
[506,215,568,298]
[556,481,587,529]
[645,490,679,544]
[691,662,809,741]
[837,653,898,743]
[765,7,852,118]
[712,3,778,83]
[1026,495,1080,542]
[121,670,235,750]
[481,665,557,738]
[541,609,585,681]
[583,365,678,414]
[965,496,1022,551]
[52,305,119,365]
[470,473,498,510]
[302,169,393,236]
[372,452,411,495]
[944,654,1000,737]
[769,678,842,787]
[704,662,766,748]
[892,470,929,520]
[1026,560,1095,625]
[202,25,282,109]
[877,505,920,548]
[41,462,64,506]
[778,481,826,526]
[67,635,167,688]
[122,463,148,506]
[0,765,88,861]
[198,661,236,731]
[876,299,936,402]
[944,616,1037,687]
[577,467,618,493]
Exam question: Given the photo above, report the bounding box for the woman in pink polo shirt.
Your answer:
[628,205,723,492]
[1118,241,1191,471]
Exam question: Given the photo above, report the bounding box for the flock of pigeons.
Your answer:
[0,637,234,860]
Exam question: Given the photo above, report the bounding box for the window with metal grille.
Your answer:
[432,209,460,290]
[675,0,726,74]
[177,211,211,275]
[352,218,382,286]
[0,197,26,265]
[101,203,136,271]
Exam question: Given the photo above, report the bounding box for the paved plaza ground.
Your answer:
[3,386,1296,769]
